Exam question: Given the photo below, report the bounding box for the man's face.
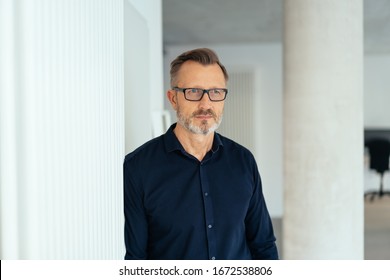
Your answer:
[168,60,226,135]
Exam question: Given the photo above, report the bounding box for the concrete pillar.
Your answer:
[283,0,364,259]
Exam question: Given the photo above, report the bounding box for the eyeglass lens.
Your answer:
[184,88,226,101]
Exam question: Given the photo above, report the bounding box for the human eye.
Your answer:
[184,88,200,94]
[210,89,223,95]
[183,88,202,100]
[191,88,201,93]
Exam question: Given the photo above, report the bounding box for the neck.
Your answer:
[173,123,214,161]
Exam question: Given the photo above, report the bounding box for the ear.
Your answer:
[167,89,178,111]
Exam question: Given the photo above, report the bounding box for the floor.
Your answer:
[272,196,390,259]
[364,195,390,259]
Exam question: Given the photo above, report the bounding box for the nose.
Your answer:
[198,91,213,108]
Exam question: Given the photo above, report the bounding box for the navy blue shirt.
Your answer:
[124,123,278,260]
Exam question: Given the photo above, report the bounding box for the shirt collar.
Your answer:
[164,123,223,154]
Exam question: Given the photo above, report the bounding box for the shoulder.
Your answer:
[216,133,259,174]
[124,134,165,165]
[123,135,166,186]
[217,133,255,160]
[216,133,261,188]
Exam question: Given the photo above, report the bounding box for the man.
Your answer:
[123,48,278,260]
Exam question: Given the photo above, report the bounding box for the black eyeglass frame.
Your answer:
[172,87,228,102]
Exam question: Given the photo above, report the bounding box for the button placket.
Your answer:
[199,162,216,260]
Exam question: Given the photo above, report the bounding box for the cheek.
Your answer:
[177,100,196,113]
[215,104,225,114]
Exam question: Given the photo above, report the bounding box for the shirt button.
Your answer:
[208,224,212,229]
[204,192,208,196]
[211,256,216,260]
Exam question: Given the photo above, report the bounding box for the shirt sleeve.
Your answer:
[245,160,279,260]
[123,157,149,260]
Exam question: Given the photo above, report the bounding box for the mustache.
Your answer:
[192,109,216,118]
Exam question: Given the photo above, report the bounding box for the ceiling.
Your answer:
[163,0,390,54]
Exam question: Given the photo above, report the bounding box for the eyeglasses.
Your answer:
[173,87,228,102]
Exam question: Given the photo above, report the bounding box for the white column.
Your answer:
[0,0,124,259]
[283,0,364,259]
[0,0,20,259]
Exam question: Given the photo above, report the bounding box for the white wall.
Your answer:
[364,55,390,128]
[125,0,166,146]
[124,1,152,153]
[164,44,284,217]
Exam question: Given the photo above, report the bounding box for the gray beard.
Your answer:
[176,109,223,136]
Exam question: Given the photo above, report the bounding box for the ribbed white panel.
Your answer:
[0,0,21,259]
[11,0,124,259]
[218,71,255,152]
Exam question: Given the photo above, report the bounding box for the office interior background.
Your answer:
[0,0,389,259]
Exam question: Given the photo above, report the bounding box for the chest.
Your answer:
[142,160,255,232]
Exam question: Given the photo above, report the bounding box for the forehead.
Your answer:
[177,61,226,87]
